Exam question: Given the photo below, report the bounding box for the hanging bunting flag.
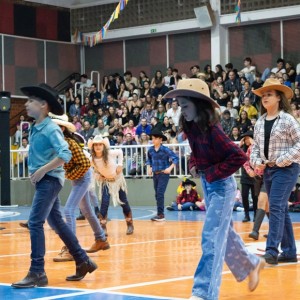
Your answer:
[73,0,130,47]
[235,0,241,24]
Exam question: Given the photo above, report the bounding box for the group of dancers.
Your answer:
[11,77,300,300]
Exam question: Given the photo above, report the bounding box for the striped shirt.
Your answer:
[250,111,300,167]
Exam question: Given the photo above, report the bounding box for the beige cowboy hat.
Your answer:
[48,112,76,132]
[252,78,293,99]
[88,134,110,150]
[163,78,220,109]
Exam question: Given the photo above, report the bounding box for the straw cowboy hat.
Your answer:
[21,83,63,115]
[88,134,110,150]
[252,78,294,99]
[163,78,220,109]
[48,112,76,132]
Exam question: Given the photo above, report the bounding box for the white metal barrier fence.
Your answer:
[10,143,242,179]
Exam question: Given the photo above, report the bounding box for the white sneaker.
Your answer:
[189,296,205,300]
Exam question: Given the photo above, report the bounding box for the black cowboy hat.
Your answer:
[241,130,254,138]
[149,128,167,141]
[20,83,63,115]
[182,178,196,187]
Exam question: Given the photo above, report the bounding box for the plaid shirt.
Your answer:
[146,145,179,172]
[250,111,300,167]
[187,123,247,183]
[64,138,91,180]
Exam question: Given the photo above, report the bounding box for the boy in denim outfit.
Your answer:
[12,84,97,288]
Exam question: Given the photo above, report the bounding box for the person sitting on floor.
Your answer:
[166,179,205,211]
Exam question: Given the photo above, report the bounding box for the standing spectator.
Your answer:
[146,129,179,221]
[18,137,29,177]
[251,78,300,265]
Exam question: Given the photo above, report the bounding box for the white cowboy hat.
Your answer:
[88,134,110,150]
[163,78,220,109]
[252,78,293,99]
[48,112,76,132]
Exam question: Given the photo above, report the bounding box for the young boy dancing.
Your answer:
[12,83,97,288]
[146,128,179,221]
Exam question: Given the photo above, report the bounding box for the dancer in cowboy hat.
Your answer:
[163,78,265,300]
[88,135,134,235]
[12,84,97,288]
[48,113,110,262]
[146,128,179,221]
[250,78,300,264]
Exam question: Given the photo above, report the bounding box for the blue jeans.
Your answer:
[153,173,170,215]
[264,163,300,258]
[192,175,259,300]
[100,185,131,218]
[63,168,106,241]
[89,189,99,208]
[29,175,88,273]
[171,201,195,211]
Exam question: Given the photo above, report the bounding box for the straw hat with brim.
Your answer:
[162,78,220,109]
[149,128,167,141]
[182,178,196,187]
[48,112,76,133]
[241,131,254,139]
[21,83,63,115]
[252,78,294,99]
[88,135,110,150]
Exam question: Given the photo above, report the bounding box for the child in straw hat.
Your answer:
[163,78,265,300]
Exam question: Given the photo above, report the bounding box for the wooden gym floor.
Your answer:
[0,206,299,300]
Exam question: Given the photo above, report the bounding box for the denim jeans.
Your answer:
[192,175,259,300]
[153,173,170,215]
[89,189,99,208]
[100,185,131,218]
[171,201,195,211]
[63,168,106,241]
[264,163,300,258]
[29,175,88,273]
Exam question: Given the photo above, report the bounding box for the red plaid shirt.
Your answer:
[187,123,247,183]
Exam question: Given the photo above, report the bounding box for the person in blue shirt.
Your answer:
[146,128,179,221]
[12,83,97,289]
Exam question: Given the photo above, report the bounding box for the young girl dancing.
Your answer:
[163,78,264,300]
[88,135,134,235]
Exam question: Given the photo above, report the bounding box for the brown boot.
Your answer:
[53,246,74,262]
[124,211,134,235]
[99,214,108,236]
[86,239,110,253]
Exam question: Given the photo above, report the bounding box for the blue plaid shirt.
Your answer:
[146,145,179,172]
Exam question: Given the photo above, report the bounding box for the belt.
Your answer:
[104,178,115,182]
[265,161,276,167]
[154,170,165,175]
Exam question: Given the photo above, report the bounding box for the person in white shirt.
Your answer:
[88,135,134,236]
[164,67,173,88]
[18,137,30,177]
[238,57,256,84]
[166,99,181,128]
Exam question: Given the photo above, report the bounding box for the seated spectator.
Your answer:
[231,89,240,110]
[166,99,181,129]
[251,72,264,108]
[69,95,81,118]
[249,116,257,131]
[220,110,237,136]
[84,108,97,128]
[79,73,92,97]
[237,110,252,134]
[140,103,156,125]
[14,115,30,145]
[140,80,152,99]
[293,87,300,105]
[224,71,242,97]
[80,120,94,141]
[105,94,120,110]
[211,75,224,93]
[114,132,124,146]
[127,93,143,114]
[213,84,229,109]
[123,119,137,138]
[108,118,123,139]
[128,82,139,98]
[161,116,177,137]
[138,70,149,89]
[106,106,116,126]
[117,82,129,102]
[290,102,300,120]
[80,96,91,118]
[271,57,286,76]
[120,106,130,128]
[282,73,292,88]
[90,98,100,113]
[129,106,141,127]
[239,81,255,105]
[18,137,29,177]
[225,100,239,119]
[124,70,138,89]
[150,70,169,97]
[155,103,166,123]
[135,117,151,137]
[150,117,163,132]
[214,64,226,82]
[89,83,101,103]
[229,126,241,142]
[93,119,109,137]
[285,61,296,84]
[72,115,82,132]
[166,179,205,211]
[204,64,215,86]
[238,57,256,84]
[239,97,258,120]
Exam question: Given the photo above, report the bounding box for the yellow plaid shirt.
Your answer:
[64,138,91,180]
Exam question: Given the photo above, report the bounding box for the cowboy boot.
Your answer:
[99,213,108,236]
[124,211,134,235]
[249,209,266,240]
